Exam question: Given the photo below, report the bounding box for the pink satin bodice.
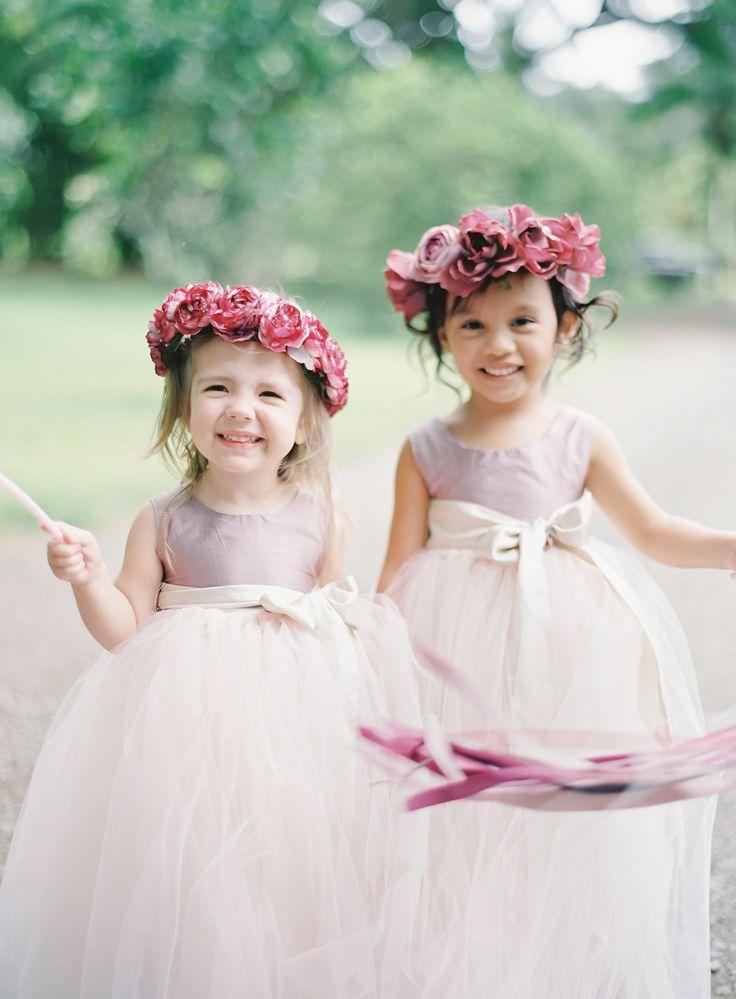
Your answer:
[150,487,329,593]
[408,407,592,521]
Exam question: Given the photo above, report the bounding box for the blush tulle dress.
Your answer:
[0,487,430,999]
[387,407,715,999]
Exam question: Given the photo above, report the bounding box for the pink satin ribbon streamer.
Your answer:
[361,491,722,812]
[0,472,62,541]
[360,721,736,812]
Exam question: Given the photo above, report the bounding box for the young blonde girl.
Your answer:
[378,206,736,998]
[0,283,427,999]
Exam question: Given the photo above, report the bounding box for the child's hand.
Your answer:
[46,522,103,587]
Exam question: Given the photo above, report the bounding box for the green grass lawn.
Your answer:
[0,271,462,531]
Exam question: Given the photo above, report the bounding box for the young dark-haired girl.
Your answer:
[378,206,736,998]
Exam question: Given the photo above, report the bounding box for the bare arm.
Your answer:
[47,503,164,650]
[377,440,430,592]
[585,419,736,572]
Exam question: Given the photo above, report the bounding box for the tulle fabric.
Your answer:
[388,540,715,999]
[0,589,431,999]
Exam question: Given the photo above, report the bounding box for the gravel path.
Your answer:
[2,313,735,993]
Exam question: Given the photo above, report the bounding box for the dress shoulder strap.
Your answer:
[148,485,190,565]
[550,407,594,489]
[407,418,449,495]
[149,486,189,530]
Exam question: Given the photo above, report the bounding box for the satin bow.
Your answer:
[157,577,365,715]
[423,489,702,735]
[157,576,361,630]
[427,490,593,621]
[425,492,594,726]
[259,576,362,629]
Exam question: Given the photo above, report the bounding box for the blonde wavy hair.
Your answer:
[147,330,334,571]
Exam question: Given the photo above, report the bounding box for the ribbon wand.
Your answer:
[0,472,63,541]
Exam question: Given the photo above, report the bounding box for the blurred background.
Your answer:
[2,4,736,987]
[0,0,734,527]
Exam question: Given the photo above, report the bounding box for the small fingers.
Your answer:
[47,540,86,580]
[45,523,99,584]
[52,522,96,547]
[52,552,85,570]
[48,541,83,558]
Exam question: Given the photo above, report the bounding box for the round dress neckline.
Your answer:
[188,486,303,519]
[433,406,567,455]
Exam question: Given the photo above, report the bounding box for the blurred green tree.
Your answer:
[354,0,735,263]
[235,60,634,320]
[1,0,731,280]
[0,0,358,273]
[630,0,736,260]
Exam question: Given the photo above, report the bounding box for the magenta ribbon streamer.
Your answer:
[0,471,63,541]
[360,721,736,812]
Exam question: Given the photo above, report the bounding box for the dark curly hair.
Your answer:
[405,271,619,387]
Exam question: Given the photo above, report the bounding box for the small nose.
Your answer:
[483,326,516,355]
[226,395,255,420]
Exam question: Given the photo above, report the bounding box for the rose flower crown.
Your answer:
[146,282,348,415]
[385,204,606,321]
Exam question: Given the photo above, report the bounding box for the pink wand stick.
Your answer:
[0,472,63,541]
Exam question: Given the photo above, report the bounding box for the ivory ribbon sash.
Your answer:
[157,575,362,629]
[156,576,365,715]
[425,490,702,736]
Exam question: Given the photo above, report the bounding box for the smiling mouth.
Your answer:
[217,433,264,446]
[479,365,523,379]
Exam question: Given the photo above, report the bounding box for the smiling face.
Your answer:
[187,337,306,482]
[440,272,576,408]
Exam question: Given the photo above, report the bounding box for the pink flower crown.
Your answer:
[146,282,348,415]
[385,204,606,322]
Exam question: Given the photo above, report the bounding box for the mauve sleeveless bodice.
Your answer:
[150,487,329,592]
[409,407,592,521]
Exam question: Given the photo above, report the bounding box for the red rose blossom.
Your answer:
[507,204,560,278]
[259,301,308,351]
[385,251,428,321]
[411,225,461,282]
[299,314,330,364]
[545,213,606,276]
[441,210,523,296]
[171,281,223,336]
[147,306,178,345]
[318,335,349,390]
[324,381,349,416]
[210,285,262,336]
[148,343,167,377]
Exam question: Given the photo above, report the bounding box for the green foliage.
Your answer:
[635,0,736,158]
[1,0,730,285]
[594,1,734,266]
[0,0,357,272]
[236,60,635,309]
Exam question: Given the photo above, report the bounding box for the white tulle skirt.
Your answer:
[388,537,715,999]
[0,581,431,999]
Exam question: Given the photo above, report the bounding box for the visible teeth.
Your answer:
[221,433,261,442]
[482,367,520,376]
